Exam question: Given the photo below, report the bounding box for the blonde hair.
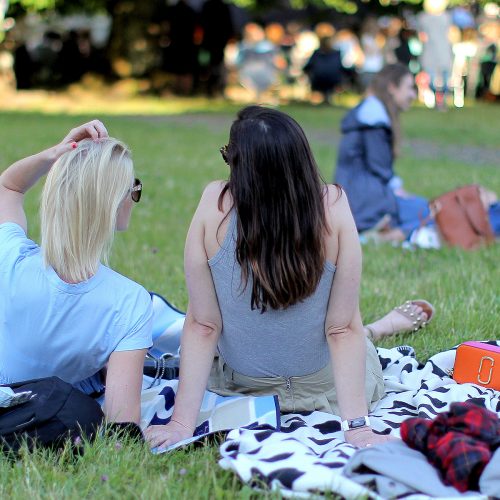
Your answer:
[41,138,133,283]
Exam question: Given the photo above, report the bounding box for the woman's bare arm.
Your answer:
[0,120,108,230]
[104,348,147,424]
[144,184,223,449]
[324,190,391,448]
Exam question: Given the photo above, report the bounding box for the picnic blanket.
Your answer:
[143,296,500,496]
[216,343,500,498]
[140,377,280,452]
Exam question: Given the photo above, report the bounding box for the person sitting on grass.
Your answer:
[0,120,153,424]
[334,63,500,244]
[334,63,423,243]
[145,106,434,451]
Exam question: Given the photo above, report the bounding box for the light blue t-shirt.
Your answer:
[0,223,153,393]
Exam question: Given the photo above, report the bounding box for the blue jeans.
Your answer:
[396,195,432,238]
[488,203,500,236]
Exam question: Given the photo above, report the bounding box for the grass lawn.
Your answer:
[0,95,499,498]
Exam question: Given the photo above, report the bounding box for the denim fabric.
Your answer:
[395,195,433,238]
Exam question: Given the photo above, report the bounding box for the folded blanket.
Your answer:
[140,377,280,452]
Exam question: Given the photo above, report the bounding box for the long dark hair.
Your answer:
[218,106,328,312]
[369,63,412,157]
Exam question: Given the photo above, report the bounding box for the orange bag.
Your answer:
[430,185,494,250]
[452,341,500,391]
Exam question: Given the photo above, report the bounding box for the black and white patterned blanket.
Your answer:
[218,343,500,498]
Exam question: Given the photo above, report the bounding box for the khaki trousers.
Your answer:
[208,338,385,414]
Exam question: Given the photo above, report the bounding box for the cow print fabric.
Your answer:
[218,342,500,498]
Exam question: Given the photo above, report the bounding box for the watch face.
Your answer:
[349,417,367,429]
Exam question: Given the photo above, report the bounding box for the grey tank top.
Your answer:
[208,210,336,378]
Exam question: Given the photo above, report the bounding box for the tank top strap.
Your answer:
[220,208,237,251]
[209,208,237,267]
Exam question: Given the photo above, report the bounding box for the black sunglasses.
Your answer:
[130,178,142,203]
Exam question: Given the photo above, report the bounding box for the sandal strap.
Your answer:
[365,325,377,341]
[394,301,427,332]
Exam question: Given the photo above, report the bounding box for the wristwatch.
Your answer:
[341,416,371,432]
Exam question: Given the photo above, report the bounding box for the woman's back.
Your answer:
[202,182,341,378]
[145,106,389,449]
[0,221,152,393]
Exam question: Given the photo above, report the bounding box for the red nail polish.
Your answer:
[72,142,77,149]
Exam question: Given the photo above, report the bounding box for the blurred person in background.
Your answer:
[334,63,425,242]
[199,0,234,98]
[332,28,364,92]
[264,22,288,97]
[236,22,284,102]
[288,24,318,100]
[303,23,342,105]
[358,17,385,91]
[475,17,499,100]
[334,63,500,244]
[417,0,454,110]
[450,27,478,107]
[160,0,198,95]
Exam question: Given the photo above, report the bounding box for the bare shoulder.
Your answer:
[324,184,351,224]
[200,180,226,204]
[196,180,230,217]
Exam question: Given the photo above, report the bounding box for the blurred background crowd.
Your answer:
[0,0,498,108]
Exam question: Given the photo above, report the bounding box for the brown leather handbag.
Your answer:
[430,185,494,250]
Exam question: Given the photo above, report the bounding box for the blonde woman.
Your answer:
[0,120,152,424]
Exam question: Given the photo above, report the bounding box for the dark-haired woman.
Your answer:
[145,105,406,450]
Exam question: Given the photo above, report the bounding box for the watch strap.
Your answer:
[341,416,371,432]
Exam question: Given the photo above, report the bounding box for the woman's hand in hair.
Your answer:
[52,119,109,159]
[62,119,108,143]
[345,427,398,448]
[144,421,195,450]
[0,120,109,230]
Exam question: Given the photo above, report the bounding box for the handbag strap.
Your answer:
[145,353,174,389]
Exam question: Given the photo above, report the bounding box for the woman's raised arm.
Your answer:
[0,120,108,230]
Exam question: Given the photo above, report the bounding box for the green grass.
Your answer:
[0,97,499,497]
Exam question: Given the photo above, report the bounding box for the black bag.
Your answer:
[0,377,104,453]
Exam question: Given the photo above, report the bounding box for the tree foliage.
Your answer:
[7,0,492,16]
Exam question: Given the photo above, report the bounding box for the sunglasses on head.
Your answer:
[130,178,142,203]
[219,144,229,165]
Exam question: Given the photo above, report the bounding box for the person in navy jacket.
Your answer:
[334,63,424,242]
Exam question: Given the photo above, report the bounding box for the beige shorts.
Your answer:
[208,338,385,414]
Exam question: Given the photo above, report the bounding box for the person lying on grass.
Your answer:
[0,120,152,424]
[145,106,434,450]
